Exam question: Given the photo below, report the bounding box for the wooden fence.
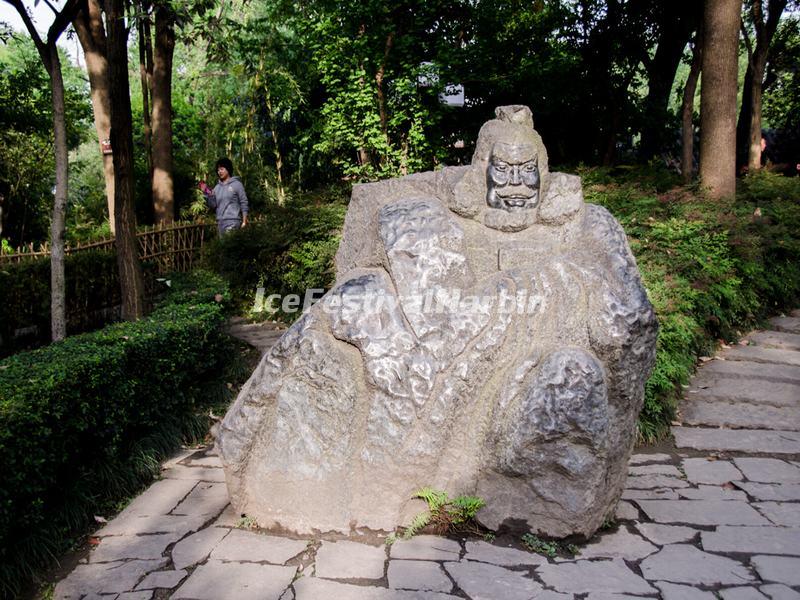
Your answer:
[0,221,218,274]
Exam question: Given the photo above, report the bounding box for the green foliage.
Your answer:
[0,300,232,598]
[401,488,486,539]
[158,269,232,311]
[582,167,800,441]
[521,533,579,558]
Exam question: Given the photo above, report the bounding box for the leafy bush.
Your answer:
[0,300,234,598]
[581,167,800,441]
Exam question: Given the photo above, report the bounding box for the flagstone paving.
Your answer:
[53,311,800,599]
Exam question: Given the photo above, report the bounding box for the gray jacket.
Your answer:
[205,176,249,222]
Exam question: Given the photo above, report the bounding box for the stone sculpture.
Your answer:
[218,105,658,538]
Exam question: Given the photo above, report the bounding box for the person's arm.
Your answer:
[199,182,217,209]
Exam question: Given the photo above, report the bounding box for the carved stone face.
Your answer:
[486,143,540,211]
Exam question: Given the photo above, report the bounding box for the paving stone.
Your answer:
[655,581,717,600]
[184,455,223,468]
[687,377,800,407]
[536,559,656,595]
[678,485,749,501]
[118,592,153,600]
[736,482,800,501]
[614,501,639,521]
[444,560,546,600]
[388,560,452,592]
[635,523,699,545]
[171,526,230,570]
[629,453,672,465]
[621,488,679,500]
[210,529,307,564]
[315,540,386,580]
[96,513,208,537]
[719,588,769,600]
[462,540,544,566]
[577,527,658,561]
[701,359,800,384]
[213,505,240,527]
[734,458,800,484]
[115,479,197,518]
[162,447,196,469]
[54,559,167,598]
[135,569,187,590]
[719,346,800,367]
[682,400,800,431]
[586,595,656,600]
[292,577,460,599]
[89,534,176,563]
[389,535,461,561]
[769,317,800,333]
[161,465,226,482]
[747,330,800,351]
[701,526,800,556]
[683,458,743,485]
[171,482,229,517]
[760,583,800,599]
[751,556,800,586]
[756,502,800,527]
[172,561,296,600]
[625,474,688,489]
[636,500,771,526]
[639,544,754,585]
[627,464,682,476]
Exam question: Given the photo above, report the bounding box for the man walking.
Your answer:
[200,158,249,234]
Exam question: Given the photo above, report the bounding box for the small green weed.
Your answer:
[401,488,486,540]
[521,533,580,558]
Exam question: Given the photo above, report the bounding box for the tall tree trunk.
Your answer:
[264,91,286,205]
[137,0,153,181]
[699,0,743,199]
[47,43,69,340]
[682,28,703,183]
[151,1,175,225]
[73,0,116,233]
[104,0,145,320]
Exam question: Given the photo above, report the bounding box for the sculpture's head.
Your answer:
[471,105,550,213]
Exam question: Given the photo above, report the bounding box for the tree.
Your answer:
[2,0,81,341]
[150,0,176,224]
[699,0,743,199]
[738,0,789,172]
[104,0,146,319]
[681,27,703,183]
[73,0,116,232]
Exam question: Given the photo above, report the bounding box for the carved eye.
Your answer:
[522,163,537,172]
[494,164,508,172]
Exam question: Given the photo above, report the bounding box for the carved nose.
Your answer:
[510,166,521,185]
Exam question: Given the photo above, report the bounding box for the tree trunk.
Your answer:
[137,0,153,181]
[699,0,743,199]
[73,0,116,232]
[682,29,703,184]
[151,1,175,225]
[104,0,146,320]
[264,91,286,204]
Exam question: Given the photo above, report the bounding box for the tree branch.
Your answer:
[2,0,46,55]
[741,18,754,63]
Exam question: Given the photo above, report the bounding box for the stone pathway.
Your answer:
[225,317,286,354]
[53,312,800,599]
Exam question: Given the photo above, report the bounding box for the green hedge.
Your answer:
[0,298,232,598]
[583,168,800,441]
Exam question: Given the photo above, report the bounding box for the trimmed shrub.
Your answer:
[0,299,232,598]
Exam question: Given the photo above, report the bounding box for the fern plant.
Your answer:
[399,487,486,540]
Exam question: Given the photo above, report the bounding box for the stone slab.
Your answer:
[315,540,386,580]
[629,453,672,465]
[734,458,800,484]
[681,400,800,431]
[655,581,717,600]
[388,560,452,592]
[719,346,800,367]
[682,458,743,485]
[210,529,307,564]
[687,378,799,407]
[760,583,800,599]
[640,544,754,585]
[462,540,545,566]
[756,502,800,527]
[54,559,167,598]
[719,587,770,600]
[678,485,749,501]
[536,559,656,595]
[614,501,639,521]
[636,500,771,526]
[389,536,461,561]
[747,330,800,351]
[171,482,230,517]
[736,482,800,501]
[135,569,187,590]
[115,479,197,518]
[701,527,800,556]
[97,513,208,537]
[672,427,800,454]
[444,560,545,600]
[751,556,800,586]
[161,465,226,482]
[625,474,688,489]
[293,578,461,599]
[578,527,658,561]
[769,317,800,333]
[119,592,154,600]
[635,523,699,545]
[89,534,176,563]
[172,561,296,600]
[627,464,682,476]
[701,359,800,384]
[621,488,679,500]
[171,527,230,570]
[185,455,224,468]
